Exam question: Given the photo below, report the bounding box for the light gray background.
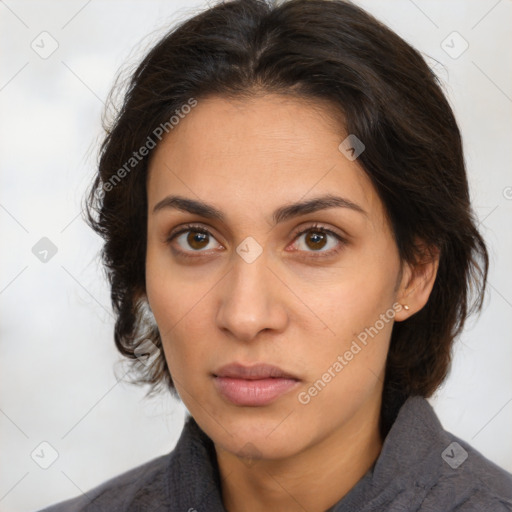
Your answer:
[1,1,511,511]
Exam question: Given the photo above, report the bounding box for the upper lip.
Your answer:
[213,363,300,380]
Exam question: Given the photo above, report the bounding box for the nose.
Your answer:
[215,252,289,342]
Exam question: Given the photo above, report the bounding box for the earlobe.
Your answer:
[395,244,440,322]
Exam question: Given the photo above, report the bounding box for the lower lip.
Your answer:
[213,376,299,406]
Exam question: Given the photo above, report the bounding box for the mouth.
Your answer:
[212,363,301,407]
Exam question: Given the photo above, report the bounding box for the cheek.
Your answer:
[145,242,220,381]
[302,246,399,338]
[146,245,191,351]
[293,242,399,386]
[145,237,208,327]
[295,269,397,425]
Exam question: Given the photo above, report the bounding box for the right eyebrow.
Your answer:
[153,195,225,221]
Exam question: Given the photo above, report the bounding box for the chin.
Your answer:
[221,429,305,462]
[201,405,311,460]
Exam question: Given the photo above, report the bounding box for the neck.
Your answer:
[215,394,383,512]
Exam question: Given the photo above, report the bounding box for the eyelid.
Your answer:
[290,222,347,243]
[166,221,347,258]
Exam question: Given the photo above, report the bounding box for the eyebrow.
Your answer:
[152,194,367,225]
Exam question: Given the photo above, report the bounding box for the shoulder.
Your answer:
[389,397,512,511]
[37,415,223,512]
[38,451,173,512]
[429,433,512,511]
[37,416,224,512]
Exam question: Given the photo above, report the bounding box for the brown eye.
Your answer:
[187,230,209,250]
[167,225,222,256]
[290,225,346,257]
[305,231,327,251]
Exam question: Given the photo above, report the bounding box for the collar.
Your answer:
[166,414,226,511]
[331,396,448,511]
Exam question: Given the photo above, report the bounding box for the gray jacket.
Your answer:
[39,396,512,511]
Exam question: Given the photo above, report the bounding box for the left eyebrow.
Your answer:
[152,193,367,225]
[272,194,367,224]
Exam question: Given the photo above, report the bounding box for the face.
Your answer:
[146,94,407,461]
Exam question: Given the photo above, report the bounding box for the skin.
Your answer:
[145,94,439,512]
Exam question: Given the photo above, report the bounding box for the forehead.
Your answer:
[147,94,386,229]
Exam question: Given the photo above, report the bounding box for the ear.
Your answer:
[394,241,440,322]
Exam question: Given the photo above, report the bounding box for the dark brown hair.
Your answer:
[86,0,488,431]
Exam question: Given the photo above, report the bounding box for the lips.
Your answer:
[212,363,301,406]
[213,363,299,380]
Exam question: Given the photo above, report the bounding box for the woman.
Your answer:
[41,0,512,510]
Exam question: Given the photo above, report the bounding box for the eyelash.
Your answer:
[166,223,347,260]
